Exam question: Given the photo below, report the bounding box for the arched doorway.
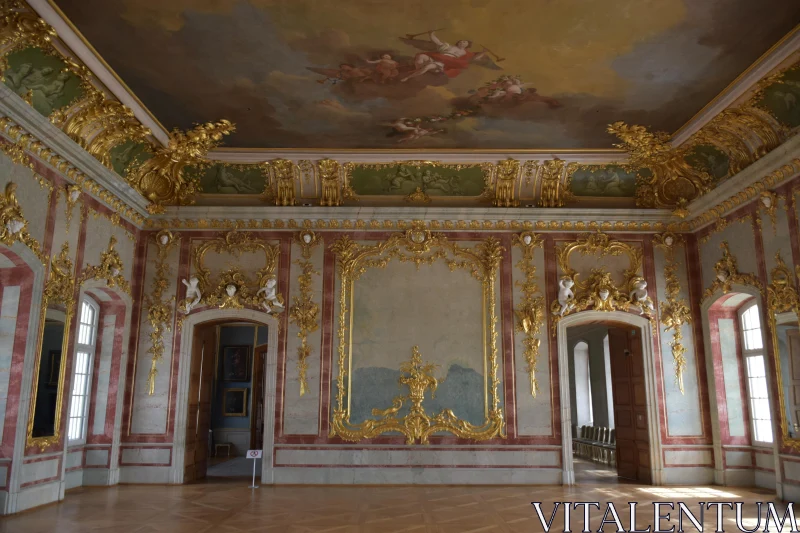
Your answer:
[171,309,279,485]
[557,311,663,485]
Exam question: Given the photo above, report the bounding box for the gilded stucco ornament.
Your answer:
[261,158,298,206]
[145,230,179,396]
[80,235,131,294]
[493,158,519,207]
[758,190,779,234]
[538,159,572,207]
[0,1,56,73]
[329,222,505,443]
[701,241,762,302]
[126,120,235,210]
[766,251,800,451]
[513,231,545,396]
[62,184,81,232]
[288,230,320,396]
[653,232,692,394]
[549,231,654,334]
[180,230,282,315]
[318,159,342,206]
[0,181,44,260]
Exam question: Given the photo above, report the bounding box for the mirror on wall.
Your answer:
[27,243,75,449]
[31,308,66,438]
[774,310,800,440]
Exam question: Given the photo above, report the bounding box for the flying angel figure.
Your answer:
[399,30,502,82]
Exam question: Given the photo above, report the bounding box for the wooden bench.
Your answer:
[214,442,232,457]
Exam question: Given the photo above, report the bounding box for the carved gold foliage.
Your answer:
[145,230,179,396]
[550,231,654,334]
[126,120,235,209]
[513,232,545,397]
[701,241,762,302]
[758,190,779,234]
[404,186,431,204]
[262,158,298,206]
[0,136,32,168]
[0,181,44,260]
[653,232,691,394]
[184,230,282,313]
[493,158,519,207]
[43,241,75,308]
[608,122,714,210]
[80,235,130,294]
[0,1,56,61]
[329,222,505,443]
[289,230,320,396]
[62,184,80,233]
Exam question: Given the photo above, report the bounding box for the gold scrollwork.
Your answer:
[126,120,235,210]
[493,159,519,207]
[701,241,762,302]
[654,232,692,394]
[80,235,131,294]
[185,230,282,312]
[538,159,571,208]
[318,159,342,207]
[62,184,81,233]
[26,241,74,450]
[549,231,654,334]
[289,230,320,396]
[513,232,545,396]
[767,251,800,451]
[328,222,505,443]
[145,230,179,396]
[0,181,44,261]
[758,190,779,234]
[261,158,298,206]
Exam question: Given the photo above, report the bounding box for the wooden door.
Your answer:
[183,325,217,483]
[250,344,268,450]
[608,327,651,483]
[788,329,800,428]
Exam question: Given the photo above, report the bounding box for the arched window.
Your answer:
[739,303,772,444]
[68,296,99,443]
[573,341,593,426]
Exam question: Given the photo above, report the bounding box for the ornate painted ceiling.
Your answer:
[46,0,800,150]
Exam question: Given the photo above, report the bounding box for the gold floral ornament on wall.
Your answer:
[180,230,282,316]
[126,120,235,212]
[0,181,44,261]
[288,230,320,396]
[654,232,692,394]
[513,231,545,396]
[145,230,179,396]
[701,241,762,301]
[80,235,130,294]
[329,221,505,444]
[549,231,654,334]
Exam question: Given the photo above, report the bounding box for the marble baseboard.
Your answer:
[660,466,714,485]
[65,470,83,490]
[271,467,562,485]
[15,480,61,513]
[755,470,776,490]
[723,468,756,487]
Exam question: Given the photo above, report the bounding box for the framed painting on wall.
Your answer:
[223,388,247,417]
[222,345,250,381]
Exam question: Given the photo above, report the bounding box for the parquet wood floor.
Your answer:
[1,479,782,533]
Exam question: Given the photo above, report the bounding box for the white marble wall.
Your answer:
[0,286,21,445]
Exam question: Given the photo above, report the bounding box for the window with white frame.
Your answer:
[739,303,773,444]
[68,297,99,443]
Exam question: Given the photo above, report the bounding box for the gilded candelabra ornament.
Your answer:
[701,241,762,302]
[654,232,692,394]
[289,230,320,396]
[62,184,81,232]
[513,232,545,397]
[0,181,44,260]
[318,159,342,206]
[328,223,505,443]
[181,230,282,314]
[607,122,714,210]
[126,120,235,210]
[80,235,130,294]
[549,231,654,334]
[42,242,75,308]
[145,230,179,396]
[262,159,298,206]
[493,159,519,207]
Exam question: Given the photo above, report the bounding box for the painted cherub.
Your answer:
[557,276,576,316]
[629,278,654,315]
[366,54,400,83]
[181,277,202,314]
[257,277,284,313]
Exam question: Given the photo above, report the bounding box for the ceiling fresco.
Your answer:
[51,0,800,150]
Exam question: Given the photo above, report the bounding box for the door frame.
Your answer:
[557,311,663,485]
[171,309,279,484]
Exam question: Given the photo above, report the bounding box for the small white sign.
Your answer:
[247,450,263,459]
